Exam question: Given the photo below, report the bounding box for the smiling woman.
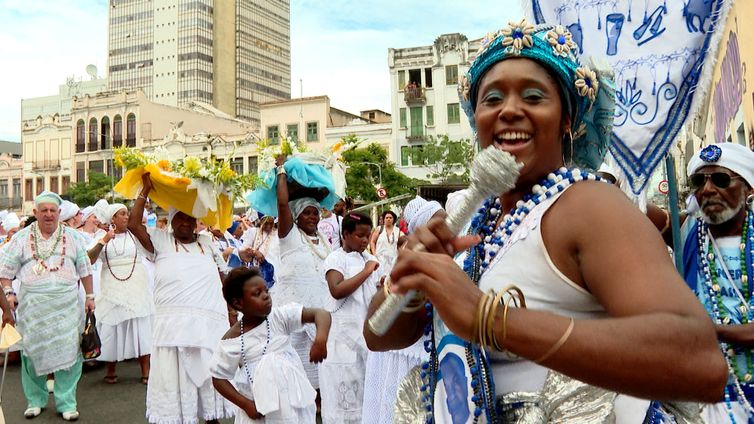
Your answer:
[365,20,727,422]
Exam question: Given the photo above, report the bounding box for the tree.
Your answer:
[342,143,423,202]
[66,172,116,207]
[422,135,476,184]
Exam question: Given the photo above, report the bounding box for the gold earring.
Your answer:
[562,129,574,166]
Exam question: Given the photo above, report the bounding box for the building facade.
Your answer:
[388,33,479,180]
[108,0,291,126]
[0,142,23,211]
[260,96,393,160]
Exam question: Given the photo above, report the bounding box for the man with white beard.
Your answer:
[681,143,754,423]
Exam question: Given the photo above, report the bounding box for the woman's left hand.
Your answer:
[390,248,483,342]
[85,298,95,314]
[309,339,327,363]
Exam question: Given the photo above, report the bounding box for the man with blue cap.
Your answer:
[0,191,94,421]
[681,143,754,423]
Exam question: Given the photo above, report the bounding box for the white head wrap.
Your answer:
[34,191,62,207]
[59,200,80,222]
[403,196,443,234]
[94,200,127,225]
[2,213,20,232]
[246,208,259,222]
[289,197,321,221]
[687,143,754,189]
[81,206,96,222]
[0,210,8,223]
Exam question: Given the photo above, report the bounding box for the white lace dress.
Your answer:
[90,229,153,362]
[270,226,331,388]
[210,303,317,424]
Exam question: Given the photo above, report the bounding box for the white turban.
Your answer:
[0,210,8,223]
[94,200,127,225]
[246,208,259,222]
[403,196,443,234]
[59,200,80,222]
[687,143,754,189]
[81,206,96,222]
[2,213,20,232]
[289,197,321,220]
[168,207,179,224]
[34,191,62,207]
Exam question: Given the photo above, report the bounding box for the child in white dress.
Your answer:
[319,213,383,424]
[210,267,332,423]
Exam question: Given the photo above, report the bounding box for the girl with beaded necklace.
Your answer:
[210,266,331,423]
[319,212,382,424]
[365,20,727,422]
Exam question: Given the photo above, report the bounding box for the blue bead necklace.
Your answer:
[239,318,270,385]
[697,210,754,422]
[420,167,605,423]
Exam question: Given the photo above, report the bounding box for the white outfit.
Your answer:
[318,215,342,250]
[373,226,398,275]
[143,228,233,424]
[271,226,330,388]
[210,303,317,424]
[446,187,649,422]
[319,248,382,424]
[90,229,153,362]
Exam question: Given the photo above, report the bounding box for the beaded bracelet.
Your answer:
[534,317,575,364]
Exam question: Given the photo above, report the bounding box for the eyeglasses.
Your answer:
[689,172,742,190]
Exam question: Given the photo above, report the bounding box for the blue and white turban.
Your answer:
[687,143,754,189]
[459,19,616,171]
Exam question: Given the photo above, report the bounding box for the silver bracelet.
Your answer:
[85,293,95,300]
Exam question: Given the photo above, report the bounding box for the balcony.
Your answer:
[406,134,426,143]
[404,84,425,104]
[32,160,61,171]
[0,197,23,209]
[75,143,85,153]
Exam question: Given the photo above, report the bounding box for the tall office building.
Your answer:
[107,0,291,126]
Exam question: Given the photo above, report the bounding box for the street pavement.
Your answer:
[1,357,234,423]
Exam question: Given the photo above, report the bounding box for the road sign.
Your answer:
[376,187,387,199]
[658,180,669,194]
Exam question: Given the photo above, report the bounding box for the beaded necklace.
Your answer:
[174,236,205,255]
[30,223,66,275]
[420,167,606,423]
[697,210,754,421]
[239,318,270,385]
[104,231,139,282]
[298,227,330,260]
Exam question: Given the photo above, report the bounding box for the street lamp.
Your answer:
[362,162,382,187]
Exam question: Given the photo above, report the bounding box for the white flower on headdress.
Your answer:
[574,67,599,103]
[501,19,535,55]
[458,74,471,103]
[546,26,577,57]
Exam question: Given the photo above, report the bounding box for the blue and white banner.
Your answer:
[529,0,731,194]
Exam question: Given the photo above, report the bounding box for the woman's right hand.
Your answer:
[365,260,379,273]
[102,228,116,243]
[243,400,264,420]
[141,172,153,195]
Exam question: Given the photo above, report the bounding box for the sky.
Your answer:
[0,0,524,142]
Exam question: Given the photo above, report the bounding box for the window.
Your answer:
[61,176,70,195]
[445,65,458,85]
[25,179,32,201]
[306,122,319,142]
[286,124,298,142]
[88,118,98,152]
[0,180,8,197]
[230,158,244,175]
[400,146,410,166]
[426,106,434,126]
[368,112,376,120]
[408,69,421,86]
[410,145,424,165]
[447,103,460,124]
[113,115,123,147]
[36,177,44,195]
[12,179,20,199]
[76,162,85,182]
[410,107,423,137]
[76,120,85,153]
[100,116,111,150]
[267,125,279,144]
[89,160,104,174]
[248,156,258,175]
[425,68,433,88]
[126,113,136,147]
[49,177,58,194]
[398,70,405,90]
[399,108,407,128]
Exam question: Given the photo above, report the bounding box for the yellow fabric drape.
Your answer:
[114,163,233,231]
